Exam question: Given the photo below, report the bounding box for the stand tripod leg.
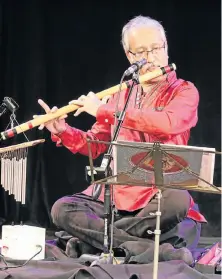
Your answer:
[153,189,162,279]
[103,184,111,253]
[89,184,114,266]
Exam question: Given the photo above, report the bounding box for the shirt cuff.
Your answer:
[51,123,69,146]
[96,104,115,125]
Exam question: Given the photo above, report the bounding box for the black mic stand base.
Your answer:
[91,252,114,265]
[78,252,125,266]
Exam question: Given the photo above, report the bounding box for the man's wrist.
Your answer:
[54,124,68,137]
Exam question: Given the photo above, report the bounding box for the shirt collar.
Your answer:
[139,70,177,95]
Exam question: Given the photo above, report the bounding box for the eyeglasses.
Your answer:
[129,42,166,59]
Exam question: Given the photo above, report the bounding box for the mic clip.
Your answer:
[3,97,19,114]
[124,58,147,76]
[0,97,19,117]
[85,154,112,184]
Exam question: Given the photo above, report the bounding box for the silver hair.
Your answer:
[121,15,167,52]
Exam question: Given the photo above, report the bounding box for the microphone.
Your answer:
[0,104,7,117]
[3,97,19,114]
[0,97,19,117]
[124,58,147,76]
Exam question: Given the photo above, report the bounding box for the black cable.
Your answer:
[109,70,168,258]
[0,245,42,271]
[91,72,127,200]
[113,73,126,130]
[107,72,126,261]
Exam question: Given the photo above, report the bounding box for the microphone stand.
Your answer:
[85,71,140,265]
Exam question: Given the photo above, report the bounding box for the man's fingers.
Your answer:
[33,114,48,118]
[58,114,68,120]
[51,106,58,113]
[74,107,84,117]
[38,124,45,130]
[69,100,84,106]
[38,99,51,113]
[87,91,95,97]
[101,95,111,104]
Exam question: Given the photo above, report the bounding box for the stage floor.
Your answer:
[0,257,220,279]
[0,231,220,279]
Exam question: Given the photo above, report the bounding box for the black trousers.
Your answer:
[51,188,191,252]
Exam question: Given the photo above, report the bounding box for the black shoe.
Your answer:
[160,243,194,265]
[65,237,80,258]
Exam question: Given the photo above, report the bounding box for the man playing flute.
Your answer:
[37,15,206,263]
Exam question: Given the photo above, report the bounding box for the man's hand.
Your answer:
[69,92,110,117]
[34,99,67,134]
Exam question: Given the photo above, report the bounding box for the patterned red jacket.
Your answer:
[52,71,207,223]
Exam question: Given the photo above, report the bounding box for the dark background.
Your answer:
[0,0,220,237]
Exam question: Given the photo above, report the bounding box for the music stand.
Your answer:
[86,139,221,279]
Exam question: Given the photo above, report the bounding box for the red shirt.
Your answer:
[52,72,206,223]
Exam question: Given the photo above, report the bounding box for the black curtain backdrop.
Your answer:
[0,0,220,236]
